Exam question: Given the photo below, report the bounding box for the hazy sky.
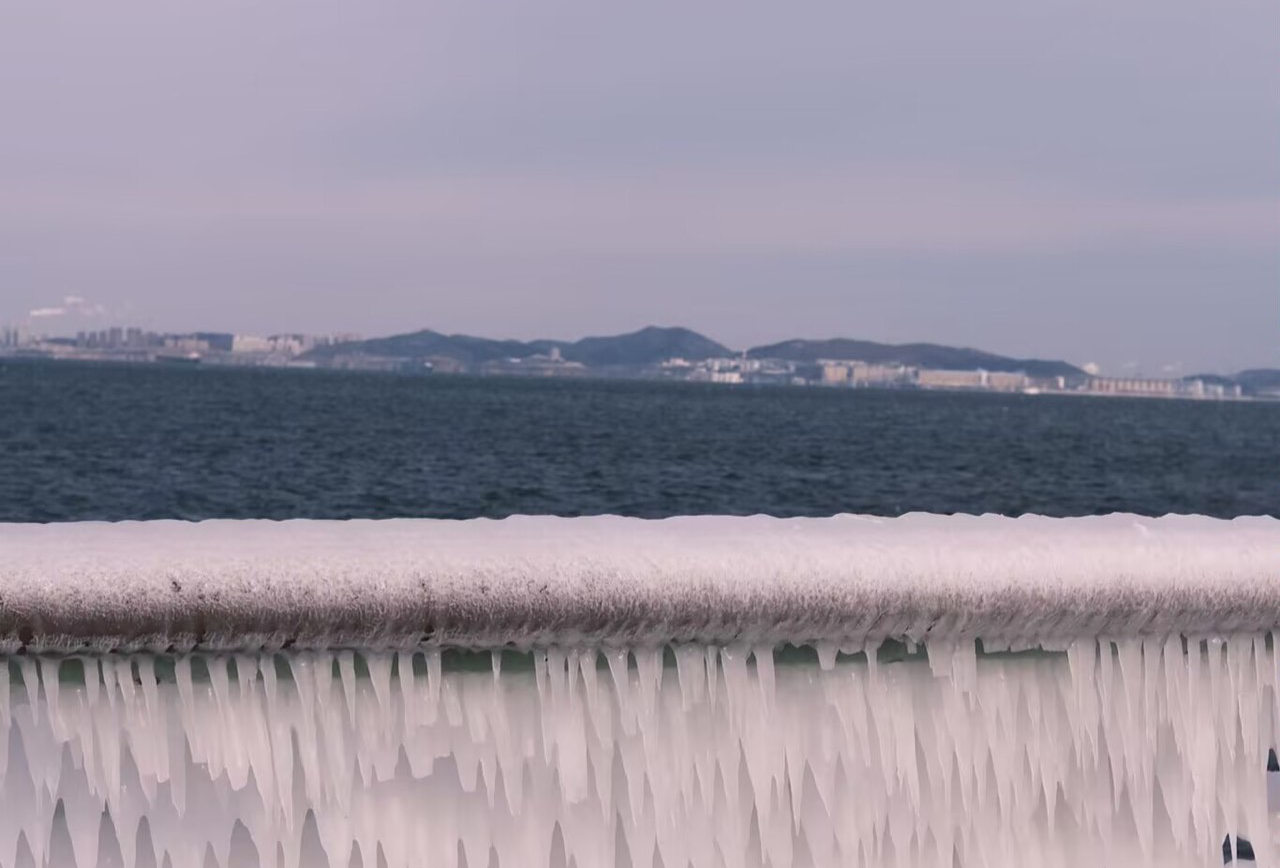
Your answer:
[2,1,1277,374]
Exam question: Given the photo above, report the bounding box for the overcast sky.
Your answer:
[2,1,1276,374]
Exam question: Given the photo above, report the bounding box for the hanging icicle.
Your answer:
[0,637,1275,868]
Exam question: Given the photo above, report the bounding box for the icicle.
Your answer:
[674,645,706,711]
[0,663,8,788]
[338,651,359,727]
[753,645,776,711]
[17,657,38,723]
[815,641,838,672]
[0,638,1271,868]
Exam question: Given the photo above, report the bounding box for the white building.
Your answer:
[231,335,274,354]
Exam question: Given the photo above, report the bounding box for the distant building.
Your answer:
[1085,376,1243,400]
[816,360,914,387]
[421,355,468,374]
[688,368,743,384]
[916,369,985,390]
[265,335,308,356]
[915,369,1028,392]
[164,336,211,353]
[820,363,850,385]
[1087,377,1179,397]
[1183,378,1244,400]
[672,356,757,384]
[183,332,233,352]
[741,359,795,385]
[983,371,1030,392]
[852,363,911,387]
[481,353,587,377]
[231,335,274,354]
[68,327,159,354]
[0,324,24,349]
[326,353,413,372]
[315,333,362,347]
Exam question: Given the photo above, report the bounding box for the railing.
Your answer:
[1,514,1277,867]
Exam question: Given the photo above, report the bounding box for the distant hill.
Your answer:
[746,338,1083,379]
[305,330,541,366]
[1235,369,1280,394]
[1184,373,1236,387]
[305,327,1090,377]
[1185,369,1280,396]
[562,326,732,366]
[303,326,732,368]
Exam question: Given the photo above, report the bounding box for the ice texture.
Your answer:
[1,514,1277,652]
[0,639,1277,868]
[2,514,1279,866]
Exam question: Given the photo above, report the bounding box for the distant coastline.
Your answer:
[2,323,1276,401]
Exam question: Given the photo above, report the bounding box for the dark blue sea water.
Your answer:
[1,359,1276,522]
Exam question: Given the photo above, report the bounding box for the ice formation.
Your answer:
[1,514,1277,652]
[1,514,1279,867]
[1,640,1277,868]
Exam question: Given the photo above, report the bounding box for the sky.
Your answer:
[1,1,1277,375]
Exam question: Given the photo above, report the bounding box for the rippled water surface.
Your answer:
[1,359,1276,521]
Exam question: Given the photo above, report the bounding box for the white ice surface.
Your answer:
[1,514,1278,651]
[1,639,1277,868]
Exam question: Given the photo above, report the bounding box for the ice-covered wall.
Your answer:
[1,514,1278,652]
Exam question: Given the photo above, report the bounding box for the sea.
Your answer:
[1,358,1276,523]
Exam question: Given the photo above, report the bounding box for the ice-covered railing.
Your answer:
[1,514,1279,868]
[3,514,1278,652]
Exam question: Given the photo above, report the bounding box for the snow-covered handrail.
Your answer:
[2,513,1277,653]
[4,514,1280,867]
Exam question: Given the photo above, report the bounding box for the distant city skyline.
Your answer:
[2,1,1277,376]
[2,307,1271,380]
[0,298,1273,379]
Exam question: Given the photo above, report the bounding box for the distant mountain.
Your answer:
[306,326,1091,378]
[746,338,1082,379]
[305,330,541,366]
[562,326,732,366]
[1183,373,1236,387]
[1235,369,1280,394]
[1185,369,1280,396]
[303,326,732,368]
